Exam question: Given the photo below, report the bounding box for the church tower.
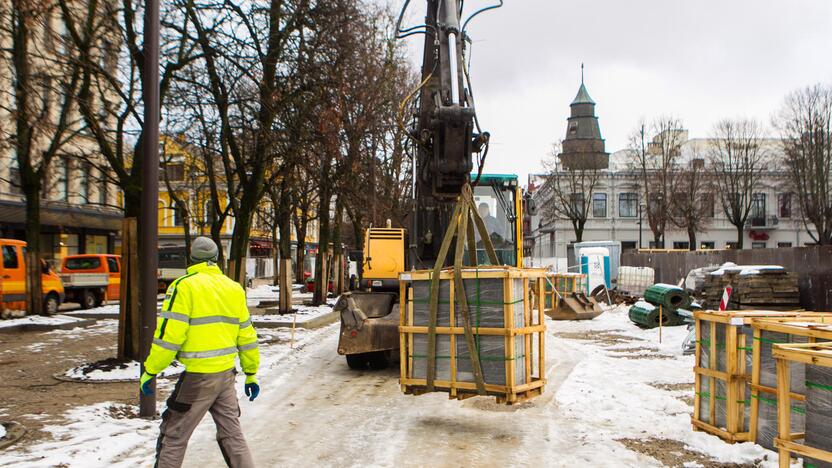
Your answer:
[558,66,609,170]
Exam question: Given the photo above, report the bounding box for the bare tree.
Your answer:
[628,117,686,248]
[669,149,712,250]
[709,118,768,249]
[775,84,832,244]
[541,143,602,243]
[0,0,86,315]
[59,0,197,358]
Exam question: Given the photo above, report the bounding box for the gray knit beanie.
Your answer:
[190,236,219,264]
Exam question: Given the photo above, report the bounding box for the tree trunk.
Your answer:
[314,187,331,306]
[293,210,307,284]
[277,185,293,313]
[271,224,279,287]
[736,224,744,249]
[331,198,345,295]
[687,226,696,251]
[210,218,224,268]
[23,181,44,316]
[120,181,143,360]
[228,206,254,285]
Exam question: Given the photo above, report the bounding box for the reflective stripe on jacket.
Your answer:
[144,262,260,375]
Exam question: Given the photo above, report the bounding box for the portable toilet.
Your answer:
[579,247,610,293]
[573,241,621,284]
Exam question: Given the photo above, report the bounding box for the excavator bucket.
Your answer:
[336,291,399,356]
[546,292,604,321]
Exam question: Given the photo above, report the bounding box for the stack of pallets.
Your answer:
[699,267,800,311]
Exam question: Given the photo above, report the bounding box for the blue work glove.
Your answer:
[244,375,260,401]
[140,371,155,396]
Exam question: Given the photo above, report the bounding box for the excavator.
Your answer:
[336,0,523,369]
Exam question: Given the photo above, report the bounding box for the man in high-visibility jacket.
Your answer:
[140,237,260,468]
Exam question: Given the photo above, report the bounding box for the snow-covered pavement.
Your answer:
[0,306,786,467]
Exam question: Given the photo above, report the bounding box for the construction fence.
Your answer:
[621,246,832,311]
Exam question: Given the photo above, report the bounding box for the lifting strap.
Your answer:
[426,184,499,395]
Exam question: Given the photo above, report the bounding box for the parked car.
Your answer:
[0,238,65,314]
[60,254,121,309]
[158,246,187,292]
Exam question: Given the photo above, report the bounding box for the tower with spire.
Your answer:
[558,64,609,170]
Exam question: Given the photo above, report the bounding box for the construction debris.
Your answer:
[699,264,800,311]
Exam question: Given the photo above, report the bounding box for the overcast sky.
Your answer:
[395,0,832,183]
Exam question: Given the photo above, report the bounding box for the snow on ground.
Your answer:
[246,283,306,306]
[64,304,120,317]
[0,423,6,439]
[253,300,337,324]
[0,323,331,467]
[0,314,90,330]
[553,305,773,465]
[63,360,184,382]
[0,304,791,467]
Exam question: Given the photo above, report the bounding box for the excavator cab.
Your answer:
[468,174,522,267]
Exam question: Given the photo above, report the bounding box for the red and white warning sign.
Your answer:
[719,285,732,311]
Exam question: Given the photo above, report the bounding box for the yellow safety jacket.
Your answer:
[144,262,260,376]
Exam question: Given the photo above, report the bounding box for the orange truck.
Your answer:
[0,238,65,314]
[60,254,121,309]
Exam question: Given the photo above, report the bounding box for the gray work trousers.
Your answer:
[155,369,254,468]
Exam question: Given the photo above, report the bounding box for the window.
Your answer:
[65,257,101,270]
[778,193,792,219]
[107,257,119,273]
[777,242,792,248]
[672,192,686,218]
[751,193,766,225]
[700,241,715,250]
[648,192,663,213]
[621,241,637,252]
[568,121,578,135]
[592,193,607,218]
[673,241,690,250]
[619,193,637,218]
[8,164,21,195]
[726,242,739,249]
[99,178,109,206]
[164,163,184,181]
[171,202,184,227]
[204,200,216,223]
[54,157,69,201]
[79,163,91,202]
[701,193,714,218]
[3,245,18,269]
[752,241,767,249]
[570,192,585,214]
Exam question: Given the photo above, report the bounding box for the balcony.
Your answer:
[746,215,779,230]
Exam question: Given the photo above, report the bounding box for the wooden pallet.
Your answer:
[748,316,832,449]
[692,310,815,442]
[399,267,548,405]
[773,342,832,468]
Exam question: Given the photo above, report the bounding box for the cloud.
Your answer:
[392,0,832,181]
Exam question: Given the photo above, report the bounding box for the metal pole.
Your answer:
[139,0,160,418]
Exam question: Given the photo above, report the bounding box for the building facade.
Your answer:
[0,1,122,265]
[157,135,319,278]
[527,138,813,263]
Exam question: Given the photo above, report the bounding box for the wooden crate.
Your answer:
[773,342,832,468]
[398,267,547,405]
[692,310,814,442]
[749,317,832,451]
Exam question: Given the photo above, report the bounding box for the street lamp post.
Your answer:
[638,202,645,250]
[139,0,160,418]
